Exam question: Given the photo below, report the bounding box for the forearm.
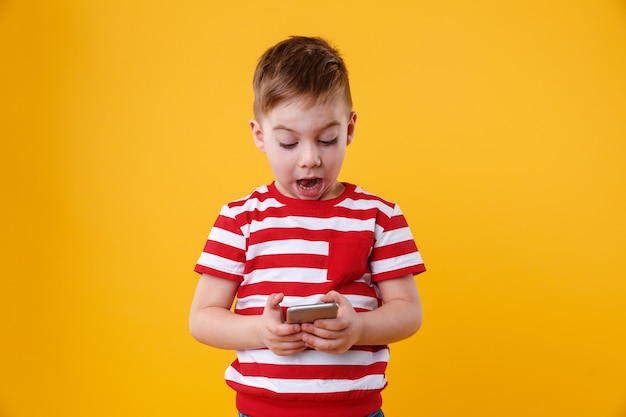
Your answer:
[355,298,422,346]
[189,306,265,350]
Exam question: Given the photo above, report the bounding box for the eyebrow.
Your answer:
[272,120,341,133]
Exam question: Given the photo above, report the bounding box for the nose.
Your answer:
[298,143,321,167]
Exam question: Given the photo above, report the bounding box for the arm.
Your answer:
[300,274,422,353]
[189,273,307,356]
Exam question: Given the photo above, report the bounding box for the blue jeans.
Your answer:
[238,410,384,417]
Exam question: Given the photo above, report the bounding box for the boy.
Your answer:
[189,36,426,417]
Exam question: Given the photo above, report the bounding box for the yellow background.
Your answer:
[1,1,625,416]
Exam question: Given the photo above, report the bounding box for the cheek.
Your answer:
[322,148,346,166]
[267,153,293,173]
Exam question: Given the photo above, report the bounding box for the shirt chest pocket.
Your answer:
[326,232,374,283]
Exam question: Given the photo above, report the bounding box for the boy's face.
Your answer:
[250,97,356,200]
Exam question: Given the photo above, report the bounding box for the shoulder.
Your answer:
[220,184,283,214]
[341,184,397,216]
[215,185,291,235]
[225,184,269,207]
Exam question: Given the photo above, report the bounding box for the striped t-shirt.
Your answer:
[194,182,425,417]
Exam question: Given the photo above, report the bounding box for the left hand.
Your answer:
[300,291,364,354]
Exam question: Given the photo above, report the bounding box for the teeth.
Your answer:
[298,179,319,189]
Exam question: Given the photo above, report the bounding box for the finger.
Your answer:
[266,293,284,309]
[263,293,286,323]
[320,290,341,304]
[264,320,302,339]
[320,291,353,315]
[302,323,346,342]
[274,345,307,356]
[272,325,303,338]
[315,317,347,331]
[269,337,307,356]
[302,332,341,353]
[302,319,341,334]
[275,337,306,349]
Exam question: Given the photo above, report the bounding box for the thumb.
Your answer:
[266,293,284,309]
[264,293,285,321]
[320,290,342,304]
[321,291,353,312]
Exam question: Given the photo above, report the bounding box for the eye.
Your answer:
[279,142,297,149]
[319,138,338,146]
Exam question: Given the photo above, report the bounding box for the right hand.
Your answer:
[258,293,307,356]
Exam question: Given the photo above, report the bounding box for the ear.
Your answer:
[250,119,266,152]
[346,111,357,146]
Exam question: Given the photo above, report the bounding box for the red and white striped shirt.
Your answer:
[194,182,425,417]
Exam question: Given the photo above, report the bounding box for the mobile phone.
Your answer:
[285,302,339,324]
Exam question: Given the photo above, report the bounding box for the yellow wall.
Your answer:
[1,1,625,416]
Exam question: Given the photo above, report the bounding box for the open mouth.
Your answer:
[297,178,321,191]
